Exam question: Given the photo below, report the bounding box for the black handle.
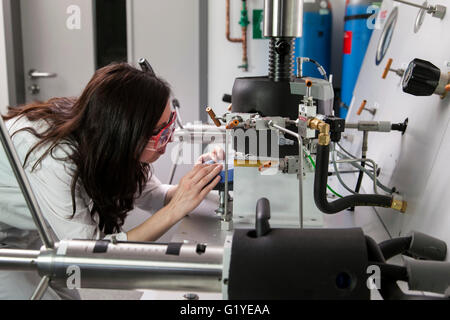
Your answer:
[222,94,232,103]
[255,198,271,238]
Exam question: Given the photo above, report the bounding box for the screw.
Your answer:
[183,293,199,300]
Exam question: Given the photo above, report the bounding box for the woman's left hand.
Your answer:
[196,146,225,164]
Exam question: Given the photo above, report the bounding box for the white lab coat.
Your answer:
[0,117,172,300]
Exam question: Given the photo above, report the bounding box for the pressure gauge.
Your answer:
[376,7,399,66]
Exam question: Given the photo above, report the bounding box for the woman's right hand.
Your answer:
[167,163,223,222]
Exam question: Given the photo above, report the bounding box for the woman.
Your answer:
[0,63,222,299]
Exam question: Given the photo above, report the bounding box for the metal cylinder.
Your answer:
[0,249,40,271]
[37,240,224,292]
[264,0,304,38]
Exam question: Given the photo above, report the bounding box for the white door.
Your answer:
[20,0,96,102]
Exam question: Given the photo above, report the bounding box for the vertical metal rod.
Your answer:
[224,130,229,221]
[297,135,304,229]
[0,119,54,249]
[30,275,50,300]
[268,122,304,228]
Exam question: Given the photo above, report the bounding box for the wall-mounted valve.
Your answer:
[402,58,450,97]
[356,100,377,116]
[382,58,405,79]
[394,0,446,19]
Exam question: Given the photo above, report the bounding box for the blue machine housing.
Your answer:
[295,2,332,79]
[340,1,376,118]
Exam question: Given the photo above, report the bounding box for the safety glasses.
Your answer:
[145,111,177,152]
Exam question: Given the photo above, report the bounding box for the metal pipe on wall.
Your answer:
[226,0,249,71]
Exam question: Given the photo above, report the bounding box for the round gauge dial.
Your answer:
[376,7,399,66]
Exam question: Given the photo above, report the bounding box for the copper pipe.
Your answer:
[226,0,249,71]
[226,0,243,43]
[242,27,248,67]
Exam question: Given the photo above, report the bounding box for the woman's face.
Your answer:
[140,101,172,164]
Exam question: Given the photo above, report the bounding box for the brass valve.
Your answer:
[382,58,405,79]
[226,119,240,130]
[307,118,331,146]
[258,161,273,172]
[356,100,376,116]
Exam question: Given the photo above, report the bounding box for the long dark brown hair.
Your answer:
[2,63,171,234]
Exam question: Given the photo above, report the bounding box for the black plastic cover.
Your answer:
[402,58,441,96]
[228,228,370,300]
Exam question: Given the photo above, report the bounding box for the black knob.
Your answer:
[222,94,232,103]
[402,58,441,96]
[255,198,271,238]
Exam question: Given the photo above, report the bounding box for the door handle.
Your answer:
[28,69,57,79]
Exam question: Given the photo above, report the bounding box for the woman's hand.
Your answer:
[167,163,223,222]
[196,146,225,164]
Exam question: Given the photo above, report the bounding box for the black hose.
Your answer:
[365,236,407,300]
[371,262,409,282]
[379,236,412,261]
[365,236,448,300]
[314,144,393,214]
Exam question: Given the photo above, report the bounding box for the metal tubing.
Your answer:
[335,157,379,194]
[223,130,230,224]
[0,249,39,271]
[36,241,224,292]
[30,275,50,300]
[394,0,430,10]
[0,119,54,249]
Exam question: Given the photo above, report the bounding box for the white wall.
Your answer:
[0,2,9,113]
[127,0,202,185]
[208,0,269,117]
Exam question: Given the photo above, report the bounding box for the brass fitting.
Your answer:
[258,161,273,172]
[391,199,408,213]
[318,134,331,146]
[307,118,331,146]
[226,119,240,130]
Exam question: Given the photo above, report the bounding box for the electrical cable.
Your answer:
[351,131,369,210]
[298,57,329,81]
